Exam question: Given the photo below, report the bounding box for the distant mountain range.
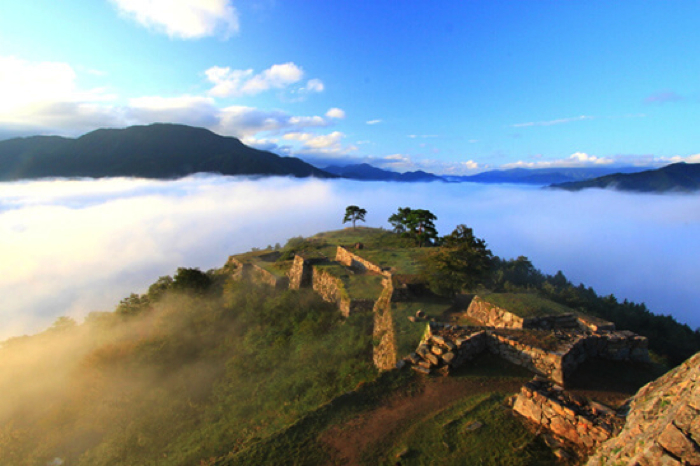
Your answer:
[550,162,700,193]
[0,123,332,180]
[443,166,648,184]
[323,163,442,182]
[325,163,654,185]
[1,124,695,193]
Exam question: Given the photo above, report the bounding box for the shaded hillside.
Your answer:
[323,163,442,182]
[550,162,700,193]
[0,123,333,180]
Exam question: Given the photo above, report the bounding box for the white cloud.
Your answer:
[217,106,329,138]
[303,79,325,93]
[284,131,342,148]
[283,131,358,157]
[325,108,345,119]
[659,153,700,164]
[127,95,220,127]
[0,56,334,145]
[512,115,594,128]
[111,0,239,39]
[366,119,382,125]
[207,62,309,97]
[502,152,615,169]
[0,56,122,134]
[408,134,439,139]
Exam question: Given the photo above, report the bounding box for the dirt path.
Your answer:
[321,374,525,466]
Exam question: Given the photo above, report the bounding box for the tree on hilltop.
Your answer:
[388,207,438,247]
[388,207,412,234]
[343,205,367,229]
[421,224,494,296]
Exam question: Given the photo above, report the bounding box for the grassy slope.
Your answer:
[223,354,557,466]
[482,292,574,318]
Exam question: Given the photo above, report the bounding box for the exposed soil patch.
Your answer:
[321,365,527,465]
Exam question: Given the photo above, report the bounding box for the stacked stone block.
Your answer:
[513,377,623,451]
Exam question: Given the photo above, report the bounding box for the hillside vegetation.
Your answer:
[1,226,698,465]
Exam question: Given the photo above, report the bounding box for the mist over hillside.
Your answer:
[1,176,699,339]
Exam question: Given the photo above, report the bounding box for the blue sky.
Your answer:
[1,1,699,174]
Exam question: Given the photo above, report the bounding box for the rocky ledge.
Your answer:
[587,351,700,466]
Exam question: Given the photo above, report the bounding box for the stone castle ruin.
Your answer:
[226,240,681,460]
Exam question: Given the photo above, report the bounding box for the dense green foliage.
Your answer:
[0,123,332,180]
[388,207,438,247]
[0,272,375,465]
[420,224,494,296]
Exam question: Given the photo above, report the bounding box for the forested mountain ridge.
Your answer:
[0,123,334,180]
[550,162,700,193]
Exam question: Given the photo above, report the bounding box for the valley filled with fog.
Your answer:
[1,175,698,339]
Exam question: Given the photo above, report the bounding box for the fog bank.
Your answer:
[1,176,698,339]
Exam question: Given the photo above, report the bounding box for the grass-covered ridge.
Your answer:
[482,292,574,318]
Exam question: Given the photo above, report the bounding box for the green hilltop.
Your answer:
[1,224,698,465]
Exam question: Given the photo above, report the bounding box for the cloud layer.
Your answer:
[1,177,699,340]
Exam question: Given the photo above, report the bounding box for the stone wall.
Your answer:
[288,255,313,289]
[373,287,397,371]
[466,296,580,330]
[587,351,700,466]
[311,267,343,305]
[336,246,389,276]
[513,377,622,451]
[405,324,489,376]
[249,265,288,290]
[486,332,567,384]
[403,323,649,385]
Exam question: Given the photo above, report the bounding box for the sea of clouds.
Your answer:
[1,175,699,340]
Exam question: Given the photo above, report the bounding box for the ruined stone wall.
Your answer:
[466,296,526,328]
[249,265,289,290]
[335,246,389,275]
[486,333,567,384]
[406,324,488,375]
[311,267,343,305]
[467,296,580,330]
[513,378,622,451]
[226,256,250,280]
[373,287,397,371]
[288,255,312,289]
[403,324,649,385]
[587,351,700,466]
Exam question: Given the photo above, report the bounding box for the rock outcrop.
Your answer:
[587,351,700,466]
